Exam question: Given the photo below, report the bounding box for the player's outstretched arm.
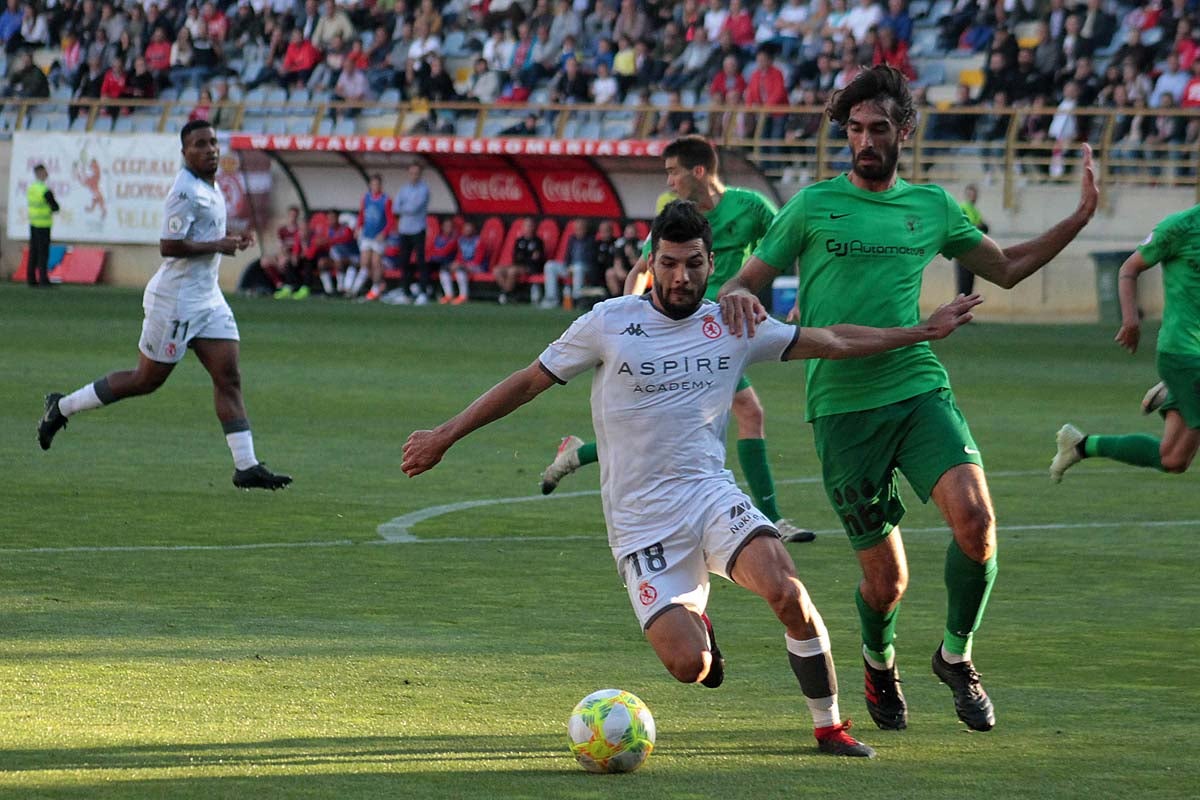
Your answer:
[957,143,1099,289]
[785,294,983,361]
[402,361,557,477]
[718,256,777,337]
[1115,250,1150,354]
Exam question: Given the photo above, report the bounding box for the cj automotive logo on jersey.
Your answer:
[825,239,926,258]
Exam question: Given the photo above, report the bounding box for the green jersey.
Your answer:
[754,174,983,420]
[643,187,778,300]
[1137,204,1200,357]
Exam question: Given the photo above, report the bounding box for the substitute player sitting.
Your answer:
[403,200,982,758]
[37,120,292,491]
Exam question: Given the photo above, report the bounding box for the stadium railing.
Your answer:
[3,97,1197,208]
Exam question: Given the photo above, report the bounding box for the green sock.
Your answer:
[943,539,998,659]
[856,587,898,667]
[737,438,782,522]
[577,442,598,466]
[1083,434,1164,470]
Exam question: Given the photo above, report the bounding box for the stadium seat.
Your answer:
[494,220,525,268]
[477,217,505,267]
[112,116,134,133]
[536,218,560,260]
[454,116,478,137]
[633,221,650,242]
[178,86,200,105]
[263,118,287,135]
[265,86,289,114]
[243,85,268,108]
[133,115,159,133]
[377,87,401,106]
[285,115,315,134]
[334,117,357,136]
[287,87,311,108]
[68,115,89,132]
[553,226,570,262]
[316,117,334,135]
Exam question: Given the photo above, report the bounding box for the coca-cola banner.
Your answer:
[440,156,537,216]
[518,156,623,218]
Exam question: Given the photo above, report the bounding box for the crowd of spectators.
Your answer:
[1,0,1197,169]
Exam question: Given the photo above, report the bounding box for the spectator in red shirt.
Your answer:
[144,27,171,87]
[745,44,788,139]
[99,56,126,118]
[201,1,228,43]
[260,205,301,291]
[722,0,756,49]
[426,217,460,302]
[1182,57,1200,108]
[318,213,357,297]
[709,53,747,101]
[873,24,916,81]
[281,27,320,89]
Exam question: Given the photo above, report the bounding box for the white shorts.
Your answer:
[615,483,778,630]
[359,236,386,255]
[138,301,239,364]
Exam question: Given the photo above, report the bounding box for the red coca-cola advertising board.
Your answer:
[438,155,538,216]
[515,156,623,218]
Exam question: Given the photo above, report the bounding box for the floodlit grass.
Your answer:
[2,284,1196,799]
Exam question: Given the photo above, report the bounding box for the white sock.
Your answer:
[941,643,970,664]
[439,269,454,297]
[225,430,258,470]
[863,644,893,671]
[455,269,469,298]
[319,272,334,294]
[787,631,839,729]
[343,266,357,291]
[352,269,371,294]
[59,383,103,417]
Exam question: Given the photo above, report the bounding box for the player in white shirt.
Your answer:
[402,201,981,758]
[37,120,292,491]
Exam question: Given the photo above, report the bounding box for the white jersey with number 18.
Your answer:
[538,295,798,557]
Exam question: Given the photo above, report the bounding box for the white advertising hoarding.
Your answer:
[8,132,181,244]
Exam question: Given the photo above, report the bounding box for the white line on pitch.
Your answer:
[375,467,1132,542]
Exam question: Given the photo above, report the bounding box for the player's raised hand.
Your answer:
[1115,321,1140,354]
[402,429,450,477]
[926,293,983,339]
[1076,142,1099,223]
[719,289,768,337]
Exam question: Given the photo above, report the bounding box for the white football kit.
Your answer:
[139,168,238,364]
[538,295,799,628]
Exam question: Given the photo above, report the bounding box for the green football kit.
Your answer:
[754,173,992,662]
[1082,205,1200,471]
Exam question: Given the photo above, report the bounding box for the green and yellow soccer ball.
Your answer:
[567,689,656,773]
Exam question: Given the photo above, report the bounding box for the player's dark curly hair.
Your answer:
[662,134,720,175]
[826,65,917,130]
[651,200,712,255]
[180,118,214,145]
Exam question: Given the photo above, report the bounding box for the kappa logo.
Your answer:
[729,501,752,519]
[620,322,648,337]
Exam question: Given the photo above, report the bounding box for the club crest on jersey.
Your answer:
[702,315,722,339]
[165,342,177,358]
[904,214,922,234]
[637,581,658,606]
[621,322,647,337]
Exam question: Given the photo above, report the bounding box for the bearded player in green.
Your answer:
[539,135,817,544]
[720,66,1099,733]
[1051,203,1200,480]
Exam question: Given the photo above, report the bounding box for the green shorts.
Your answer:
[1156,351,1200,429]
[812,388,983,551]
[736,375,752,393]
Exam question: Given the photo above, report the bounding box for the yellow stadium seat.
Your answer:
[958,68,984,89]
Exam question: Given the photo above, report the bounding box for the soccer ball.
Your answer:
[567,689,656,774]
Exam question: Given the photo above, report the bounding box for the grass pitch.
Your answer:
[2,284,1197,799]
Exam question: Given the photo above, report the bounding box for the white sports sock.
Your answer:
[787,631,839,729]
[58,383,103,417]
[862,644,893,671]
[342,266,357,291]
[455,269,469,298]
[352,269,371,294]
[225,430,258,470]
[941,644,970,664]
[439,269,454,297]
[319,272,334,294]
